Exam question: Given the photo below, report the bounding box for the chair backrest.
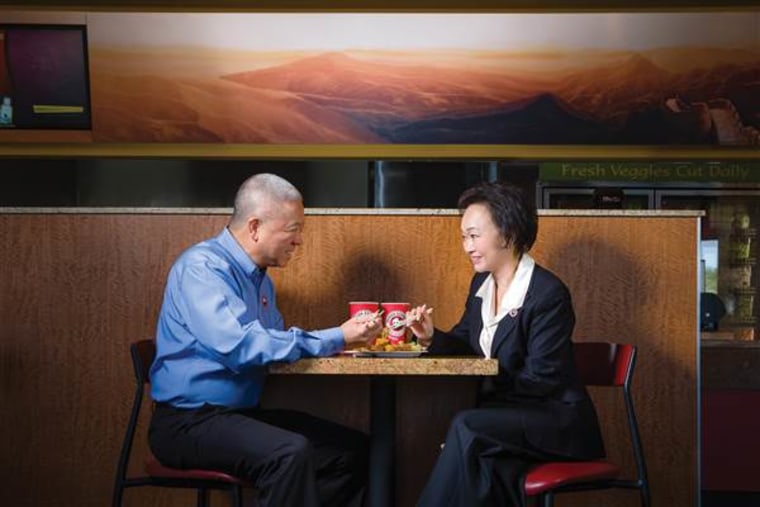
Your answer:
[573,341,636,387]
[572,341,650,506]
[113,340,156,501]
[131,339,155,387]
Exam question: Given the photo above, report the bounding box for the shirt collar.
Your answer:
[217,227,266,281]
[475,253,536,316]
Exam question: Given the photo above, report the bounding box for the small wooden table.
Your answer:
[270,356,498,507]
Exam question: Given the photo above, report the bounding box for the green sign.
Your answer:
[539,162,760,183]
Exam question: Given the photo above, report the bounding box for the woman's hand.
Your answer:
[406,304,434,347]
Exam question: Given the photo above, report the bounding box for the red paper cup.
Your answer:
[349,301,379,320]
[381,302,411,345]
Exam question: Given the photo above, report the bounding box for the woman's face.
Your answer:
[460,203,512,273]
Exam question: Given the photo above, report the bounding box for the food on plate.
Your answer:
[364,335,423,352]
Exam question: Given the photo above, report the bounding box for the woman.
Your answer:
[408,181,605,507]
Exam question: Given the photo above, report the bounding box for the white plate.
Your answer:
[350,350,427,358]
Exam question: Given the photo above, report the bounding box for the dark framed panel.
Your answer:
[0,23,91,130]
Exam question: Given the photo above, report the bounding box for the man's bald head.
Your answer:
[230,173,303,230]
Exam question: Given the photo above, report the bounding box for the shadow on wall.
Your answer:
[275,252,405,330]
[340,252,407,304]
[538,236,693,493]
[538,237,653,344]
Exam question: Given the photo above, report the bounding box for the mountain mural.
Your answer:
[385,93,608,144]
[221,52,545,130]
[90,47,760,145]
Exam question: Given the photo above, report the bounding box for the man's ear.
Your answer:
[248,217,261,241]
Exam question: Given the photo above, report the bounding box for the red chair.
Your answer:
[523,342,651,507]
[112,340,250,507]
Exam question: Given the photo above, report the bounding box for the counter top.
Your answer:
[0,207,704,217]
[269,356,498,375]
[702,338,760,348]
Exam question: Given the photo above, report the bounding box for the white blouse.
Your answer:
[475,253,536,358]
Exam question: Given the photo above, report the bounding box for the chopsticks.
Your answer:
[389,307,434,330]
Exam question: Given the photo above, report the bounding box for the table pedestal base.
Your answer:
[369,376,395,507]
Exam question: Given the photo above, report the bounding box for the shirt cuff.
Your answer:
[313,326,345,356]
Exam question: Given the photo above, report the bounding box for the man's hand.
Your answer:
[341,311,384,346]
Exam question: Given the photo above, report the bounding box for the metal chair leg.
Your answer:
[112,483,123,507]
[231,484,243,507]
[196,488,210,507]
[541,491,554,507]
[641,485,651,507]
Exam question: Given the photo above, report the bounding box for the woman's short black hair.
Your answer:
[458,181,538,254]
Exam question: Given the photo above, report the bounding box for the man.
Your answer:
[148,173,382,507]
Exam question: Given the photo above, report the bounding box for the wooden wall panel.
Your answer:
[535,217,699,506]
[270,215,471,330]
[0,212,697,507]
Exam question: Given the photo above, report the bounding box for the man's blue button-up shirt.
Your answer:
[150,227,344,409]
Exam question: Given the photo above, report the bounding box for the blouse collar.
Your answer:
[475,253,536,321]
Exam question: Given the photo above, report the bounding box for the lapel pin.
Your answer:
[509,309,519,318]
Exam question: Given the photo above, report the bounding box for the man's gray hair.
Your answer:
[230,173,302,228]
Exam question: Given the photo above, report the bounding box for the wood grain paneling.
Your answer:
[0,212,697,507]
[535,217,699,506]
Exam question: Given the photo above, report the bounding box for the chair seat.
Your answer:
[524,460,621,496]
[145,455,245,484]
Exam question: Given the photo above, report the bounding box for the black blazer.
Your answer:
[429,265,605,460]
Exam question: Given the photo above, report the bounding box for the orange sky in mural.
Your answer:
[88,12,759,52]
[86,12,760,145]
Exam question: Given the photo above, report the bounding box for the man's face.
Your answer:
[253,199,305,268]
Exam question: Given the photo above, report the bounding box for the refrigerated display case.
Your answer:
[539,183,760,341]
[659,189,760,339]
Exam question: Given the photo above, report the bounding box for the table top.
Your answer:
[269,355,499,376]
